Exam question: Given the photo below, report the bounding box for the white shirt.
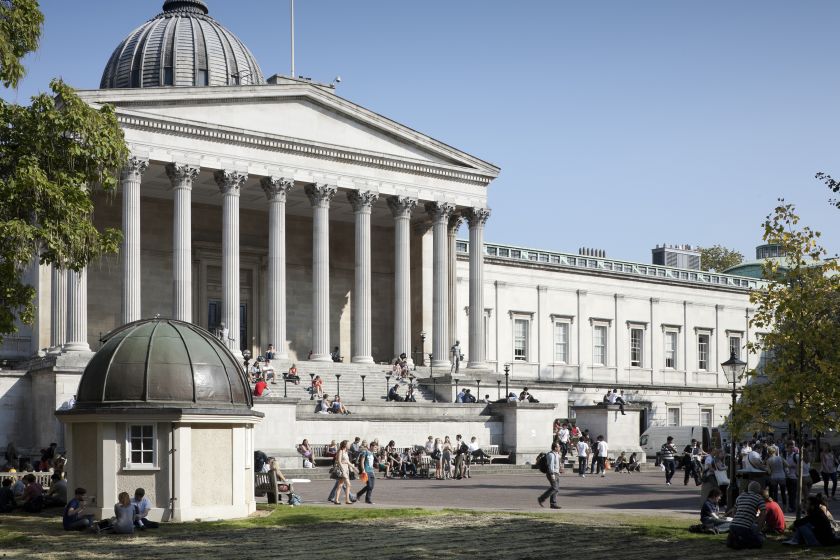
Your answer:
[468,441,479,452]
[558,428,570,443]
[597,440,608,458]
[577,441,589,457]
[425,440,435,453]
[608,392,618,404]
[131,496,152,517]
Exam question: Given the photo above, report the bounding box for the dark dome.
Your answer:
[76,318,252,411]
[100,0,264,89]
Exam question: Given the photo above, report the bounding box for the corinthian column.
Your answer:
[261,176,294,360]
[348,190,379,364]
[465,207,490,369]
[447,214,463,352]
[305,184,337,362]
[121,156,148,325]
[49,266,67,353]
[64,269,89,352]
[426,201,455,368]
[215,170,248,358]
[166,163,200,322]
[387,196,417,365]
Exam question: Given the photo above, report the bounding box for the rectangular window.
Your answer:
[664,331,677,369]
[728,335,742,360]
[127,424,156,467]
[554,321,569,363]
[514,319,529,361]
[568,401,576,419]
[630,328,644,367]
[698,333,710,371]
[667,407,681,427]
[700,408,713,428]
[593,325,607,366]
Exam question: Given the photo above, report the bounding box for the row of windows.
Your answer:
[667,406,715,428]
[513,318,744,371]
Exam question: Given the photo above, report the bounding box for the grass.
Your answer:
[200,505,440,529]
[0,526,29,546]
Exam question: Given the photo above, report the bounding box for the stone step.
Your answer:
[282,463,529,481]
[254,369,437,403]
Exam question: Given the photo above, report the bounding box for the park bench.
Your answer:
[254,470,298,504]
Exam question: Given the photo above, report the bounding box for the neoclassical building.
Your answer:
[0,0,765,456]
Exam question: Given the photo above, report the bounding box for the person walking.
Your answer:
[331,440,353,505]
[356,442,377,505]
[557,423,570,463]
[661,436,678,486]
[820,444,838,500]
[596,436,609,477]
[576,436,589,478]
[538,442,563,509]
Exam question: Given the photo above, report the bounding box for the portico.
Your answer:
[55,81,498,369]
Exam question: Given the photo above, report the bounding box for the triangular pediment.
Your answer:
[76,84,499,178]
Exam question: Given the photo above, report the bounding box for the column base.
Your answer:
[431,359,451,369]
[309,354,332,362]
[62,342,91,353]
[466,362,487,370]
[351,356,375,364]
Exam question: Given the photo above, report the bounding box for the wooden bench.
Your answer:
[254,471,294,504]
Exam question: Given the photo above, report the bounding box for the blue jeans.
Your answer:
[578,457,587,475]
[356,471,375,503]
[663,459,676,483]
[327,479,355,503]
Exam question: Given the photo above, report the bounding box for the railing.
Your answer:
[0,471,53,489]
[456,240,763,290]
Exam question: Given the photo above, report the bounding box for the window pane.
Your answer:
[630,328,643,367]
[665,332,676,369]
[514,319,528,361]
[142,425,153,438]
[554,322,568,363]
[142,451,153,464]
[729,336,741,360]
[667,407,680,427]
[131,451,142,463]
[698,334,709,370]
[131,425,141,438]
[593,326,606,366]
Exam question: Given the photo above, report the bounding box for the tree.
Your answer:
[698,245,744,272]
[0,1,128,340]
[0,0,43,88]
[732,200,840,516]
[815,172,840,210]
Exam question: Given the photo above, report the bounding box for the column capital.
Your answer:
[425,201,455,223]
[260,176,294,202]
[166,163,200,189]
[121,156,149,180]
[387,195,417,218]
[447,213,464,233]
[347,190,379,213]
[215,169,248,196]
[304,183,337,208]
[464,207,491,227]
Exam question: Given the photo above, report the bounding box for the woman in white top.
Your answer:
[433,438,443,480]
[820,444,838,500]
[767,445,788,508]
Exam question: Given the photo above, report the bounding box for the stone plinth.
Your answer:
[495,401,558,465]
[572,404,646,462]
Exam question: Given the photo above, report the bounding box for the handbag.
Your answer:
[714,469,730,486]
[329,464,341,480]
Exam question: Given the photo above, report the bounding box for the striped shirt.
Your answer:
[731,492,765,529]
[661,444,676,461]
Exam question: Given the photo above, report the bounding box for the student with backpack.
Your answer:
[537,442,563,509]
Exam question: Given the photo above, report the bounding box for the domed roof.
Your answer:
[100,0,264,89]
[75,318,252,411]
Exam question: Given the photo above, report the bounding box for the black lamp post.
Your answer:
[476,379,481,400]
[385,374,391,400]
[283,376,288,398]
[454,378,460,400]
[360,375,366,401]
[309,373,315,400]
[503,363,510,398]
[496,379,501,400]
[429,353,436,403]
[419,331,427,369]
[335,373,341,397]
[721,351,746,508]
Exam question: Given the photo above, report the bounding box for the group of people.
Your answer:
[315,394,351,415]
[62,486,158,534]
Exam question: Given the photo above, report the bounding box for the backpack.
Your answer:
[536,452,549,474]
[289,493,302,506]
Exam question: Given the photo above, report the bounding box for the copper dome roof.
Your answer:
[100,0,264,89]
[75,318,252,411]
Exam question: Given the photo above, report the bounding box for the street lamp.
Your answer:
[335,373,342,397]
[503,363,511,399]
[496,379,501,400]
[420,331,427,368]
[385,374,391,400]
[721,351,747,507]
[309,373,315,400]
[430,353,436,403]
[360,375,366,401]
[476,379,481,400]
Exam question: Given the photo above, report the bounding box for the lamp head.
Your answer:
[721,351,747,384]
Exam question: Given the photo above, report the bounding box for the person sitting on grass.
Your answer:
[726,481,767,550]
[45,473,68,506]
[62,487,94,531]
[701,488,732,533]
[762,489,786,535]
[131,488,159,529]
[20,473,44,513]
[0,478,16,513]
[784,494,840,546]
[95,491,135,534]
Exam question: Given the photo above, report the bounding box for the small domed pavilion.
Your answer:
[57,318,262,522]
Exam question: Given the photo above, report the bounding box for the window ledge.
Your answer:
[123,465,161,472]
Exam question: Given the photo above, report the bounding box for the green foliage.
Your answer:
[698,244,744,272]
[0,0,43,88]
[815,172,840,210]
[733,200,840,436]
[0,79,128,337]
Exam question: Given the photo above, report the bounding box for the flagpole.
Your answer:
[290,0,295,78]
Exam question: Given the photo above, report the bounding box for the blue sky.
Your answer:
[6,1,839,263]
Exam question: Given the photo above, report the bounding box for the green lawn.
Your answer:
[2,506,839,559]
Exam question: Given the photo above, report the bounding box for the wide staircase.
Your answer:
[258,360,438,403]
